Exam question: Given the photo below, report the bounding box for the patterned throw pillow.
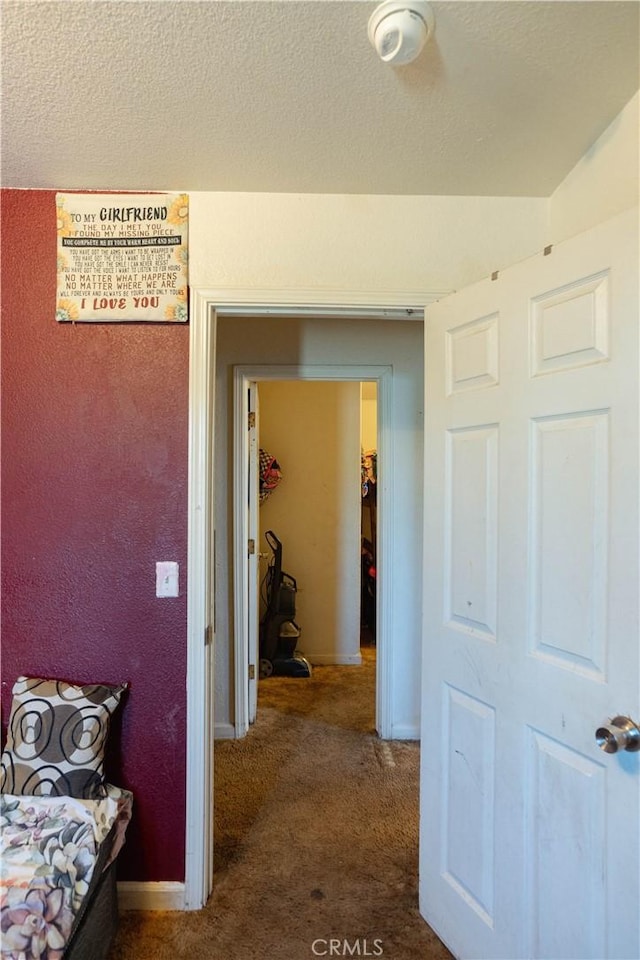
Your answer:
[0,676,128,799]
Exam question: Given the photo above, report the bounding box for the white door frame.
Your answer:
[186,288,429,910]
[233,363,393,740]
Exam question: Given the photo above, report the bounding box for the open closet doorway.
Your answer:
[233,365,393,739]
[243,379,379,725]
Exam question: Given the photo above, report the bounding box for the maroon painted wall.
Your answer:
[1,189,189,882]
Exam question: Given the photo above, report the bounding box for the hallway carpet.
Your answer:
[111,648,454,960]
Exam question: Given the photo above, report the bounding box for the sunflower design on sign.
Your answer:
[167,194,189,226]
[56,298,79,322]
[174,244,188,270]
[165,287,188,322]
[56,203,74,238]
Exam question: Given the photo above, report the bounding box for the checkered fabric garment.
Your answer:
[259,449,282,502]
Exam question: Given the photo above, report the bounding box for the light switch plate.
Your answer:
[156,561,179,598]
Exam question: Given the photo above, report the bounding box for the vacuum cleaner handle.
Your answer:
[265,530,281,552]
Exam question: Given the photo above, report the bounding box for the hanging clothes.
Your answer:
[259,449,283,503]
[361,449,377,500]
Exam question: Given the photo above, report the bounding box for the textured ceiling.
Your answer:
[2,0,639,196]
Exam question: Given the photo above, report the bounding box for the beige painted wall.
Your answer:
[361,382,378,453]
[189,193,548,294]
[550,91,639,243]
[258,380,362,665]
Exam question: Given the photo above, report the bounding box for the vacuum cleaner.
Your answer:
[259,530,312,679]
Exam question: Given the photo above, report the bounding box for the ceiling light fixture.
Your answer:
[368,0,435,66]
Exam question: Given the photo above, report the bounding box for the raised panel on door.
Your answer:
[441,685,496,929]
[530,270,609,376]
[446,312,499,394]
[444,425,498,640]
[528,410,608,677]
[525,730,607,960]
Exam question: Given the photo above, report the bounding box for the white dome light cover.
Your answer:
[368,0,435,66]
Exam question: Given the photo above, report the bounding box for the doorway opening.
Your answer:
[186,294,427,909]
[239,379,379,727]
[233,366,393,739]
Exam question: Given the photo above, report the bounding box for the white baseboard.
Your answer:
[308,653,362,665]
[118,881,185,911]
[214,722,236,740]
[216,712,415,740]
[390,724,420,741]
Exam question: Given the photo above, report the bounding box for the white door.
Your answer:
[420,208,639,960]
[248,381,259,723]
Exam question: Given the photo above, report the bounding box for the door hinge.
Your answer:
[248,411,256,429]
[248,538,255,556]
[248,664,255,681]
[205,624,213,647]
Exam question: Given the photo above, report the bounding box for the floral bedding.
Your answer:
[0,785,132,960]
